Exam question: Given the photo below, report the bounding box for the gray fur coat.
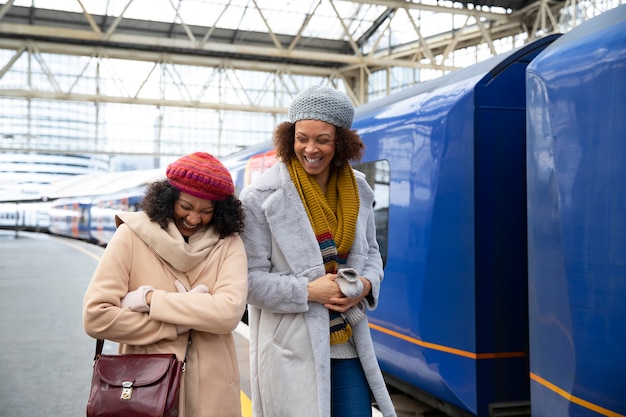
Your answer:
[240,162,397,417]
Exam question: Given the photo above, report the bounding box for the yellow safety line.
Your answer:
[54,237,103,262]
[530,373,625,417]
[369,322,526,359]
[241,391,252,417]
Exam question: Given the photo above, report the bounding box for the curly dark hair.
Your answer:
[272,121,365,164]
[140,179,244,238]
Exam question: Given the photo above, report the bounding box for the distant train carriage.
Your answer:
[219,142,278,196]
[0,201,50,231]
[48,196,93,241]
[90,187,144,245]
[243,148,277,189]
[44,169,165,245]
[526,5,626,417]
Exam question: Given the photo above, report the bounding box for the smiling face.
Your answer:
[294,119,337,191]
[172,192,215,238]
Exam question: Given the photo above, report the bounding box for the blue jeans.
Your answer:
[331,358,372,417]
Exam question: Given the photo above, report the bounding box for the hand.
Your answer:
[173,280,209,334]
[307,273,343,304]
[174,280,209,294]
[326,277,371,313]
[120,285,155,312]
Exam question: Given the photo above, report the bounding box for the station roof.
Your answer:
[0,169,165,203]
[43,169,165,201]
[0,0,547,72]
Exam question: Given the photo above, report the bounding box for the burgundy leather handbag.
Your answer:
[86,338,188,417]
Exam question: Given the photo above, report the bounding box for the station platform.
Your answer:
[0,230,401,417]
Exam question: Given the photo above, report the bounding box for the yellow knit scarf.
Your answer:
[287,158,359,344]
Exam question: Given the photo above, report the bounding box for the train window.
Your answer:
[352,160,390,268]
[80,206,89,226]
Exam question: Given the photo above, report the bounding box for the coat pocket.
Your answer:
[273,312,307,347]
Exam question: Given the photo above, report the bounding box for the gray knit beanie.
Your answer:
[288,85,354,129]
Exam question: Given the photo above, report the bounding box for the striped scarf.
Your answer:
[287,158,359,345]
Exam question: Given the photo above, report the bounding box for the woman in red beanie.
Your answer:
[83,152,248,417]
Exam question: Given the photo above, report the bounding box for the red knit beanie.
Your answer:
[166,152,234,201]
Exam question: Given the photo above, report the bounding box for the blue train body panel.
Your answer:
[353,35,559,416]
[526,5,626,417]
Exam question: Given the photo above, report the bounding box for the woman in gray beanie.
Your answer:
[240,85,397,417]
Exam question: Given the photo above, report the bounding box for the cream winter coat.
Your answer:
[83,211,248,417]
[240,162,397,417]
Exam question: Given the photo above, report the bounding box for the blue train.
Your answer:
[4,6,625,416]
[350,35,554,417]
[347,6,625,416]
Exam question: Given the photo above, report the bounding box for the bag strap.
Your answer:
[94,333,192,370]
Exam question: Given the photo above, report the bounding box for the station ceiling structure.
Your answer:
[0,0,613,106]
[0,0,621,161]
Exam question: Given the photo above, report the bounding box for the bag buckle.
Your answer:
[120,381,134,400]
